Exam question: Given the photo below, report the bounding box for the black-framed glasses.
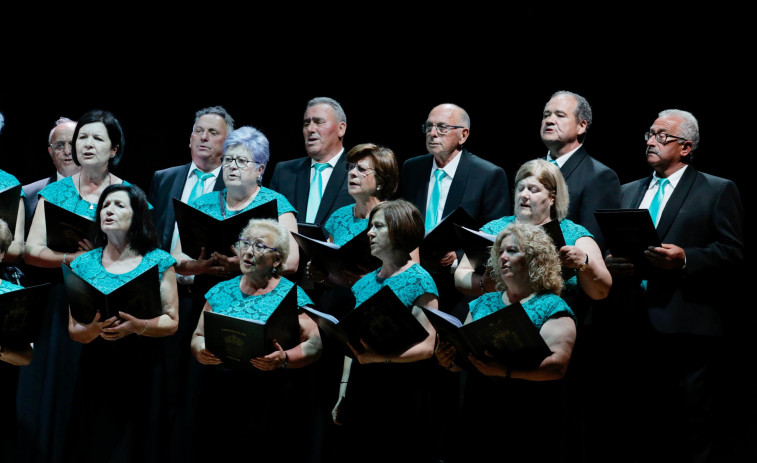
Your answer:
[346,162,375,177]
[421,123,464,135]
[222,156,257,169]
[236,238,277,254]
[644,131,687,144]
[50,141,72,152]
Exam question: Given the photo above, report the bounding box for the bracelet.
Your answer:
[578,254,590,272]
[138,320,148,336]
[340,381,349,383]
[62,253,68,266]
[479,273,486,294]
[281,351,289,369]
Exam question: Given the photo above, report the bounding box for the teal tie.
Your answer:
[188,169,213,204]
[642,177,670,291]
[548,158,559,167]
[647,178,670,227]
[425,169,446,232]
[306,162,330,223]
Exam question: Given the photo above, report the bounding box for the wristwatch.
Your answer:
[578,254,590,272]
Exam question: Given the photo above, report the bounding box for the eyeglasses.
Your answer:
[50,141,72,152]
[346,162,375,177]
[222,156,256,169]
[236,238,277,254]
[644,131,687,144]
[421,123,464,135]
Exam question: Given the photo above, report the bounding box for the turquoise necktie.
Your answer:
[425,169,446,232]
[648,178,670,227]
[306,162,330,223]
[641,177,670,291]
[548,158,559,167]
[188,169,213,204]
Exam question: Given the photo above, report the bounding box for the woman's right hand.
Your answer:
[332,392,347,425]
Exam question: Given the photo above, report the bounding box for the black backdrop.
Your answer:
[1,10,755,455]
[0,12,752,258]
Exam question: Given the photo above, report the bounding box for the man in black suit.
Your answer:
[22,117,79,236]
[541,90,620,252]
[268,96,352,228]
[398,102,510,463]
[266,97,353,463]
[541,90,621,461]
[601,109,744,462]
[146,105,234,463]
[16,117,79,286]
[399,102,511,317]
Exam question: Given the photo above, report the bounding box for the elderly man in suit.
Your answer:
[602,109,744,462]
[398,102,510,463]
[22,117,80,236]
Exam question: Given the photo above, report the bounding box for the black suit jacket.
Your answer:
[399,149,510,319]
[620,166,744,336]
[399,149,511,227]
[22,174,56,236]
[558,146,620,251]
[267,153,353,226]
[148,163,226,252]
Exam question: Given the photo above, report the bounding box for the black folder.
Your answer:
[0,283,52,345]
[296,222,327,241]
[62,264,163,324]
[291,228,381,277]
[454,224,495,274]
[203,286,300,369]
[302,285,429,358]
[44,201,98,253]
[422,303,552,372]
[173,198,277,258]
[594,209,661,276]
[420,207,478,262]
[0,184,22,234]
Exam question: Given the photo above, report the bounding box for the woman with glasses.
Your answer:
[63,183,179,463]
[306,143,399,296]
[190,218,322,461]
[172,125,300,278]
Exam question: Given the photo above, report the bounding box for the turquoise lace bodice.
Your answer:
[189,187,296,220]
[204,275,312,322]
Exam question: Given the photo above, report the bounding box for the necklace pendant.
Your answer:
[89,203,94,210]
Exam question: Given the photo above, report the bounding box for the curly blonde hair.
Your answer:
[486,221,563,295]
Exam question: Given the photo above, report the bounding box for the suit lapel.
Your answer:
[559,146,588,180]
[626,175,653,209]
[295,158,311,215]
[316,158,347,224]
[170,164,192,201]
[655,167,696,239]
[444,150,470,217]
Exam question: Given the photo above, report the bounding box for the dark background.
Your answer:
[1,11,755,455]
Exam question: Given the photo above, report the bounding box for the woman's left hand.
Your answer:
[251,339,288,371]
[559,245,587,269]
